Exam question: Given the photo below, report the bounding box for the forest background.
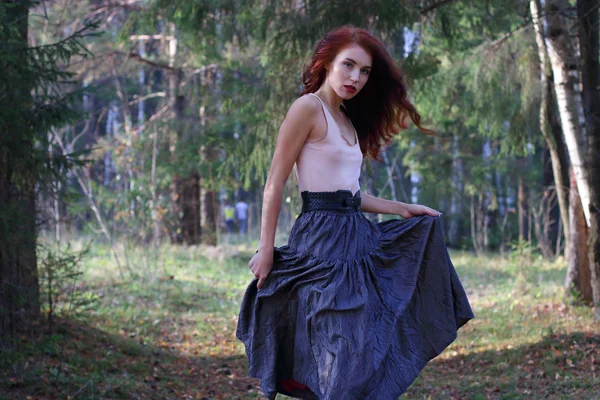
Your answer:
[1,0,599,398]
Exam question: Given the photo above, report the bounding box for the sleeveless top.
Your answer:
[293,93,363,195]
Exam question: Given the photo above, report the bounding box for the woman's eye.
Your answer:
[344,62,352,67]
[361,70,369,75]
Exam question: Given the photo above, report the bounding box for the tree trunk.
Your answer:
[495,147,511,256]
[200,175,218,245]
[543,0,591,227]
[181,171,201,244]
[198,66,222,246]
[381,149,397,202]
[172,92,201,245]
[547,80,571,250]
[483,140,493,248]
[393,156,411,203]
[517,159,529,241]
[577,0,600,319]
[151,125,161,245]
[166,25,201,245]
[364,159,380,223]
[531,0,570,253]
[448,133,464,247]
[471,194,487,256]
[541,148,560,250]
[565,168,593,302]
[0,0,41,344]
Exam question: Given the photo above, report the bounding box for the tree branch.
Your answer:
[420,0,456,15]
[89,0,145,13]
[487,19,533,51]
[116,51,180,73]
[129,34,174,41]
[131,104,170,136]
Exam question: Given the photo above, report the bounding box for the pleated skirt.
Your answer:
[236,191,474,399]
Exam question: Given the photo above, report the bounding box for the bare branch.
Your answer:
[53,134,126,278]
[131,104,170,136]
[69,118,92,150]
[89,0,145,13]
[129,34,174,41]
[129,92,167,106]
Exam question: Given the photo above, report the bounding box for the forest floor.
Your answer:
[2,238,599,399]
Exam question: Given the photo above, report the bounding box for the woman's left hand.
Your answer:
[398,203,442,219]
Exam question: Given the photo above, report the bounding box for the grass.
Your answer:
[1,238,599,399]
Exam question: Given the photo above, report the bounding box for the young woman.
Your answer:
[236,26,474,400]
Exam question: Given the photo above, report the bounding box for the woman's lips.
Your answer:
[344,85,356,93]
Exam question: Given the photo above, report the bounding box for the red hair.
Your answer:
[301,26,435,159]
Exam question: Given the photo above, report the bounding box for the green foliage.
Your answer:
[411,19,542,155]
[0,2,100,192]
[0,2,101,341]
[26,0,556,254]
[507,238,539,289]
[38,243,97,325]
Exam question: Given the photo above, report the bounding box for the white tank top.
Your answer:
[293,93,363,195]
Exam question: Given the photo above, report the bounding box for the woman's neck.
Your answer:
[315,85,343,114]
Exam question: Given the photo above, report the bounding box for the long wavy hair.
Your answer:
[301,26,434,159]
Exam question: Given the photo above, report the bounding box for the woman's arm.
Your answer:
[360,192,441,218]
[360,192,406,215]
[250,95,320,288]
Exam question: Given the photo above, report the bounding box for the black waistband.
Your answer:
[301,190,362,213]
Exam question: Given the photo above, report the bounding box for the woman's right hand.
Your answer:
[249,248,274,289]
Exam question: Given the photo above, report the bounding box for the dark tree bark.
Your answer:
[565,168,593,303]
[0,0,41,345]
[171,87,201,245]
[161,24,201,246]
[577,0,600,319]
[542,149,560,248]
[201,171,218,245]
[179,170,201,245]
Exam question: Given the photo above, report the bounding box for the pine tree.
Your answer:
[0,0,97,344]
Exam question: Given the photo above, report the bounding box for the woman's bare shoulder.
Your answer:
[284,93,322,120]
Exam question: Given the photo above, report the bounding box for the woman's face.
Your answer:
[326,44,372,100]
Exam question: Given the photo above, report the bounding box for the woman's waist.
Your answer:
[301,190,362,213]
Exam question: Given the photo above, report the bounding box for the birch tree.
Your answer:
[543,0,592,227]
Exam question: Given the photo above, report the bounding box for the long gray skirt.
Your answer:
[236,191,474,399]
